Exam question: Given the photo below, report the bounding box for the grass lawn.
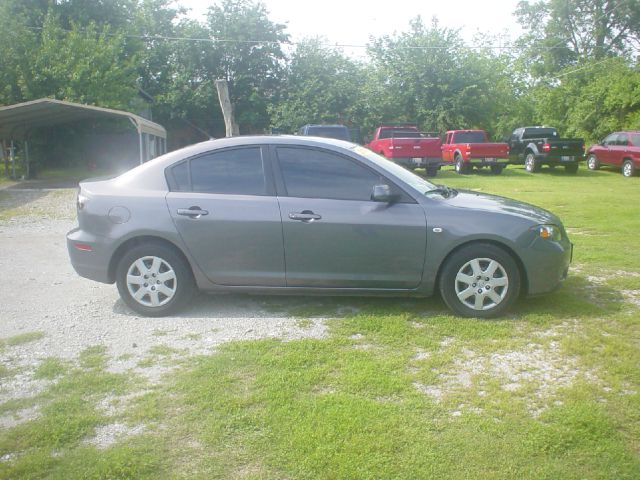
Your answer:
[1,166,639,479]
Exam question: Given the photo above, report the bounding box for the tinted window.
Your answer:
[522,128,557,139]
[277,147,383,201]
[379,128,421,139]
[616,133,629,145]
[603,134,617,145]
[452,132,486,143]
[170,161,190,191]
[190,148,266,195]
[630,134,640,147]
[304,126,351,141]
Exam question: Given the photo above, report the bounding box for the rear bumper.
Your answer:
[395,156,441,167]
[535,154,585,164]
[66,227,114,284]
[468,157,509,165]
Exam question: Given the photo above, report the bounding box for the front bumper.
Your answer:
[66,227,114,284]
[524,235,572,295]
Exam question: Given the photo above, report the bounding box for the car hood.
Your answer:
[445,189,561,225]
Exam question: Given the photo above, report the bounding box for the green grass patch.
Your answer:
[2,167,639,478]
[33,358,68,380]
[0,331,45,349]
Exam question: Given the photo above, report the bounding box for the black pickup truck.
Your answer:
[508,127,585,173]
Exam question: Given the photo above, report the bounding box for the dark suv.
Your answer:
[298,124,351,141]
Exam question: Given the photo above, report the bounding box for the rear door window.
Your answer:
[168,147,267,195]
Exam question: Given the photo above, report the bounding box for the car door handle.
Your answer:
[177,207,209,218]
[289,211,322,222]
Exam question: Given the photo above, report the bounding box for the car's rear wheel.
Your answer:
[455,155,469,174]
[490,164,504,175]
[622,160,636,177]
[116,243,195,317]
[439,243,521,318]
[524,153,541,173]
[564,163,579,174]
[426,165,439,177]
[587,154,599,170]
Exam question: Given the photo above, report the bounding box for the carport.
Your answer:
[0,98,167,178]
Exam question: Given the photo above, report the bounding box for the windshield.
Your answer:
[352,146,438,194]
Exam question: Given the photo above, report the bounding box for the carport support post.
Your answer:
[24,140,29,179]
[138,130,144,165]
[10,140,15,179]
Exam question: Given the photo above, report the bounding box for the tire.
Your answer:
[426,165,438,177]
[524,152,541,173]
[622,160,636,177]
[116,242,195,317]
[439,243,521,318]
[490,164,504,175]
[564,163,579,174]
[587,154,600,170]
[455,155,469,174]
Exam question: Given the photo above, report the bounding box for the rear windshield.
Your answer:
[452,131,486,143]
[379,128,422,139]
[304,126,351,141]
[630,133,640,147]
[522,128,557,139]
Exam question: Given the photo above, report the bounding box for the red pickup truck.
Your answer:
[366,125,442,176]
[442,130,509,175]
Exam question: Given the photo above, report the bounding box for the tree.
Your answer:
[269,39,364,133]
[365,17,514,135]
[206,0,289,133]
[516,0,640,76]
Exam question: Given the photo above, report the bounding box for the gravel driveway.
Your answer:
[0,186,327,406]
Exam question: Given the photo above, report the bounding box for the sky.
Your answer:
[180,0,525,55]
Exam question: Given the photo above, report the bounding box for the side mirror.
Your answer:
[371,184,399,203]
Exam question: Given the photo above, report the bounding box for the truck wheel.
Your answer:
[426,165,438,177]
[622,160,636,177]
[587,154,600,170]
[490,165,504,175]
[524,153,541,173]
[439,243,521,318]
[455,156,469,175]
[564,163,579,174]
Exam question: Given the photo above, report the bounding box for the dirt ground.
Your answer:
[0,185,326,407]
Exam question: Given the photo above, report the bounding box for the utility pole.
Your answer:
[215,79,239,137]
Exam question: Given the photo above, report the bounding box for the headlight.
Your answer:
[537,225,561,241]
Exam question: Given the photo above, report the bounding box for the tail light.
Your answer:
[77,190,87,211]
[542,143,551,152]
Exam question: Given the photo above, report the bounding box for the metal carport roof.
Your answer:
[0,98,166,139]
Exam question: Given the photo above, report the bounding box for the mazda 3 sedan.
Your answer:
[67,136,572,318]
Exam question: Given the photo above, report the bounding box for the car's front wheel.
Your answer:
[622,159,636,177]
[587,154,599,170]
[439,243,521,318]
[116,243,195,317]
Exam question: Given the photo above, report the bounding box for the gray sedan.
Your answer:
[67,136,572,318]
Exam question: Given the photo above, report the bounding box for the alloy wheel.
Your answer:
[126,256,177,307]
[454,258,509,311]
